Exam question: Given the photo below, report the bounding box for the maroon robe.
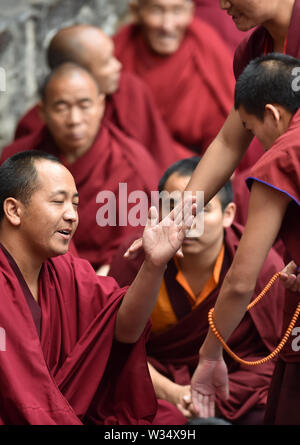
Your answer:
[14,71,192,174]
[246,108,300,425]
[113,18,235,153]
[1,122,160,269]
[0,247,158,425]
[193,0,251,54]
[109,224,285,423]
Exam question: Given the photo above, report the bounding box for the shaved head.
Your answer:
[47,25,122,94]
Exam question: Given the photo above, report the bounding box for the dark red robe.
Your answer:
[14,71,192,174]
[1,122,160,269]
[246,108,300,425]
[0,246,158,425]
[193,0,252,54]
[113,17,235,153]
[109,224,285,423]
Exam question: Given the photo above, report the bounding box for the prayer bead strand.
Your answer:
[208,273,300,366]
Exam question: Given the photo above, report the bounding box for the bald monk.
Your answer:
[15,25,191,172]
[1,63,161,275]
[0,150,197,424]
[191,53,300,425]
[113,0,235,154]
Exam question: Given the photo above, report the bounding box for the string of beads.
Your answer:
[208,272,300,366]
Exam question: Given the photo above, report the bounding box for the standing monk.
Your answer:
[0,150,197,424]
[191,53,300,425]
[113,0,235,154]
[15,25,189,173]
[184,0,300,198]
[1,63,160,275]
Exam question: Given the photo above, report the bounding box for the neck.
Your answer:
[0,233,43,302]
[264,0,295,50]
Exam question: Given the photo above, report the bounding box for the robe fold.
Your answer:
[113,17,235,153]
[246,108,300,425]
[14,71,191,174]
[109,224,285,423]
[1,121,159,269]
[0,249,158,425]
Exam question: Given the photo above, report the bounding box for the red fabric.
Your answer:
[248,108,300,364]
[193,0,252,54]
[109,224,285,423]
[0,249,158,425]
[14,71,192,174]
[113,18,235,153]
[1,122,160,269]
[233,0,300,80]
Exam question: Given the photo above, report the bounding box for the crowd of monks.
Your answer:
[0,0,300,426]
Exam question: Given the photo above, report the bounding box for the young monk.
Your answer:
[109,157,285,425]
[191,53,300,425]
[113,0,235,153]
[0,150,196,424]
[1,63,160,275]
[15,25,190,170]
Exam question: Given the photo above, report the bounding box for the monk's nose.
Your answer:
[161,12,176,33]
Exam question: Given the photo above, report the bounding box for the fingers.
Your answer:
[191,390,215,418]
[124,237,143,259]
[280,261,300,292]
[281,260,297,275]
[146,206,159,227]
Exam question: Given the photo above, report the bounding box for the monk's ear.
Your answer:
[3,198,23,227]
[222,202,236,228]
[37,100,47,123]
[265,104,281,124]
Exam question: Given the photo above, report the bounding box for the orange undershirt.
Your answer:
[151,244,225,334]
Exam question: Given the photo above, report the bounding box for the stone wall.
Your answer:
[0,0,131,151]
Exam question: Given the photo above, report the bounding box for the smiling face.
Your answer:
[219,0,274,31]
[133,0,194,55]
[19,160,79,261]
[40,67,105,162]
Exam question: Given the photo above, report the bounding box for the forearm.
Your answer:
[148,362,179,403]
[115,260,165,343]
[200,271,254,360]
[186,108,253,200]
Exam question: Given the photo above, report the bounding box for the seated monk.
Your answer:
[113,0,235,153]
[109,157,285,425]
[15,25,191,172]
[1,63,161,275]
[0,150,198,424]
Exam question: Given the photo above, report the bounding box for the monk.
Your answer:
[1,63,161,275]
[190,54,300,425]
[15,25,190,172]
[113,0,235,153]
[0,150,197,425]
[109,157,285,425]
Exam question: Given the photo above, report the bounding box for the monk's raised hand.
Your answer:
[123,237,143,260]
[142,196,197,267]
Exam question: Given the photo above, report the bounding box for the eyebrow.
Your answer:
[49,191,79,199]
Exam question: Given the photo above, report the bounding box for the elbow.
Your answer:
[223,269,256,301]
[114,320,143,344]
